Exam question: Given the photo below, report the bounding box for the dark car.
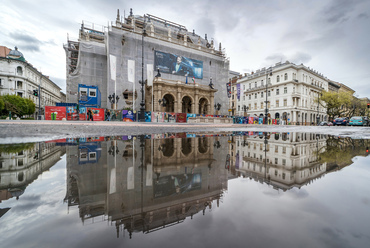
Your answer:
[333,117,349,126]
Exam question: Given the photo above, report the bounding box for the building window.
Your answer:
[248,104,251,110]
[232,95,234,99]
[254,103,257,109]
[249,95,251,100]
[284,99,287,106]
[282,159,286,166]
[254,82,257,88]
[276,89,279,95]
[255,93,257,99]
[268,91,271,96]
[275,158,278,164]
[243,85,245,90]
[249,83,251,89]
[284,73,288,80]
[284,87,287,94]
[243,96,245,101]
[17,66,23,76]
[276,100,279,107]
[282,147,286,154]
[282,173,286,179]
[275,146,278,153]
[261,80,264,86]
[260,102,263,109]
[277,75,280,82]
[261,92,264,98]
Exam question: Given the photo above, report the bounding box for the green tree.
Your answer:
[1,94,34,117]
[24,98,36,115]
[318,91,352,120]
[0,96,4,112]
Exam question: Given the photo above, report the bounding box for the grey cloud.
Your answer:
[290,52,312,65]
[358,12,369,19]
[323,0,356,23]
[8,32,57,52]
[320,227,350,248]
[265,53,287,64]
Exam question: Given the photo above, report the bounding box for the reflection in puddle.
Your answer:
[0,132,369,244]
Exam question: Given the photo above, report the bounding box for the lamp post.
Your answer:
[265,67,272,125]
[214,103,221,114]
[316,92,321,125]
[243,105,249,116]
[108,93,119,109]
[139,28,147,122]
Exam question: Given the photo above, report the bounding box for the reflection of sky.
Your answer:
[1,154,370,248]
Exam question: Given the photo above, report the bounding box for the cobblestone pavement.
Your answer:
[1,120,370,143]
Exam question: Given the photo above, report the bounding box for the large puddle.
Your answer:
[1,132,370,247]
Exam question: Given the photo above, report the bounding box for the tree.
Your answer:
[0,96,4,112]
[318,91,352,120]
[1,94,35,117]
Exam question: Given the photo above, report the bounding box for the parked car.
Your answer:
[333,117,349,126]
[319,121,333,126]
[349,116,368,126]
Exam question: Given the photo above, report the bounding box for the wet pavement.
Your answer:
[1,123,370,248]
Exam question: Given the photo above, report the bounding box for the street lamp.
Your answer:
[265,67,272,125]
[139,27,148,122]
[214,103,221,114]
[209,77,214,89]
[316,92,322,125]
[243,105,249,116]
[158,98,167,107]
[108,93,119,109]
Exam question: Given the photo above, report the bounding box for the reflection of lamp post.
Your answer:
[139,28,148,122]
[264,132,270,183]
[265,67,272,125]
[108,93,119,109]
[108,141,119,156]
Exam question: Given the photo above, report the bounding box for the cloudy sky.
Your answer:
[1,0,369,97]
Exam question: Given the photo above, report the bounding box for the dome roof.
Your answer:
[8,46,24,57]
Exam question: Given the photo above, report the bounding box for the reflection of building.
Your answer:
[230,132,328,191]
[0,143,66,203]
[64,135,229,238]
[64,9,229,114]
[0,46,64,117]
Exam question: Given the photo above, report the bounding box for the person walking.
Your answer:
[106,110,111,121]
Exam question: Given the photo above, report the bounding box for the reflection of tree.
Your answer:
[320,136,369,169]
[0,143,35,154]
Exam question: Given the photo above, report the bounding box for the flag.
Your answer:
[192,77,195,84]
[186,75,188,84]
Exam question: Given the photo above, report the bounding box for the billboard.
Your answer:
[45,106,66,120]
[154,51,203,79]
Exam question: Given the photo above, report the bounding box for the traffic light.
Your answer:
[366,147,369,153]
[33,90,38,97]
[367,103,369,108]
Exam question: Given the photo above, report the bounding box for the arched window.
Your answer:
[17,66,23,76]
[284,73,288,80]
[276,75,280,82]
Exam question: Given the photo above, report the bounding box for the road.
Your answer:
[1,120,370,144]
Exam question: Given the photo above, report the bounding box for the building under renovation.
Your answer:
[64,9,230,115]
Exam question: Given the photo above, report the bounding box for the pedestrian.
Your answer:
[90,109,94,121]
[107,110,111,121]
[87,109,94,121]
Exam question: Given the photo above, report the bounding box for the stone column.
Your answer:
[194,88,199,114]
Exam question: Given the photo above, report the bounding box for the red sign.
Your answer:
[176,113,187,123]
[88,108,105,121]
[45,106,66,120]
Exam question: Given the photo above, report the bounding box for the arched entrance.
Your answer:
[275,113,280,119]
[162,94,175,112]
[182,96,192,113]
[198,98,209,114]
